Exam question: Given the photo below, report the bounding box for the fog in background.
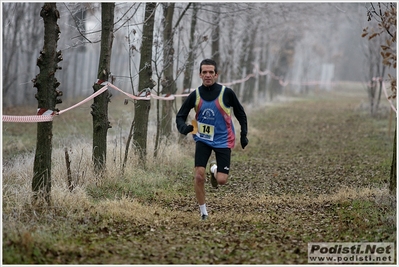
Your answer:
[2,2,388,107]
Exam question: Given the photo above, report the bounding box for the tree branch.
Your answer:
[63,3,93,44]
[173,3,192,32]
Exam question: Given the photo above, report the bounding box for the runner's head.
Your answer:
[199,59,218,87]
[200,59,218,74]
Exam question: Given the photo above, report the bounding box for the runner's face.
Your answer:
[200,65,218,87]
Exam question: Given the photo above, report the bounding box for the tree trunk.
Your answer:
[242,23,259,103]
[133,2,156,165]
[91,3,115,174]
[236,24,250,102]
[220,15,235,84]
[389,125,396,195]
[211,5,220,65]
[375,66,386,114]
[182,3,198,95]
[269,35,296,99]
[161,3,176,138]
[259,36,269,100]
[32,3,63,205]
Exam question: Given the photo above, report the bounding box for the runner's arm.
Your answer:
[225,88,248,136]
[176,92,196,135]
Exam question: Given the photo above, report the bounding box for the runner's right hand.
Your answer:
[182,125,194,135]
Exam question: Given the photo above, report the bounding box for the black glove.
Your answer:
[240,134,248,149]
[182,124,194,135]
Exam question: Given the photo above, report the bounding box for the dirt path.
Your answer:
[91,87,394,264]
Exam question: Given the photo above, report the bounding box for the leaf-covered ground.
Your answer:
[3,86,396,264]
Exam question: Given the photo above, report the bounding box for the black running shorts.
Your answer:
[194,141,231,174]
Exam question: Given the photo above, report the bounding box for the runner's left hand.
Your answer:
[240,135,248,149]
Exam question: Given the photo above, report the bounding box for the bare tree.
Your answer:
[182,3,199,94]
[132,2,157,166]
[211,4,220,65]
[91,3,115,174]
[32,3,63,205]
[362,35,386,115]
[242,19,260,103]
[160,3,177,139]
[159,3,193,139]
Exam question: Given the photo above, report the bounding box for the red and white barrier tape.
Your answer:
[107,83,150,100]
[2,66,363,123]
[108,83,186,101]
[2,83,186,123]
[2,85,109,123]
[37,108,56,116]
[58,84,109,115]
[221,64,331,88]
[3,114,55,123]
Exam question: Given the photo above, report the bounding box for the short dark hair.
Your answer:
[200,59,218,74]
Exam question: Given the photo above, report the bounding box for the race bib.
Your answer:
[196,121,214,141]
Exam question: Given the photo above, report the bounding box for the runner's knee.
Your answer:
[194,168,206,184]
[217,173,228,185]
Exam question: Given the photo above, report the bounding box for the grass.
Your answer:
[2,83,397,264]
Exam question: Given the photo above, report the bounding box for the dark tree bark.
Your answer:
[182,3,198,96]
[236,22,251,101]
[91,3,115,174]
[160,3,176,138]
[219,14,236,84]
[242,23,259,103]
[211,5,220,65]
[32,3,63,205]
[389,126,396,195]
[177,4,198,144]
[132,2,156,165]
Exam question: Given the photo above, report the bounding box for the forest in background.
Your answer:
[2,2,392,108]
